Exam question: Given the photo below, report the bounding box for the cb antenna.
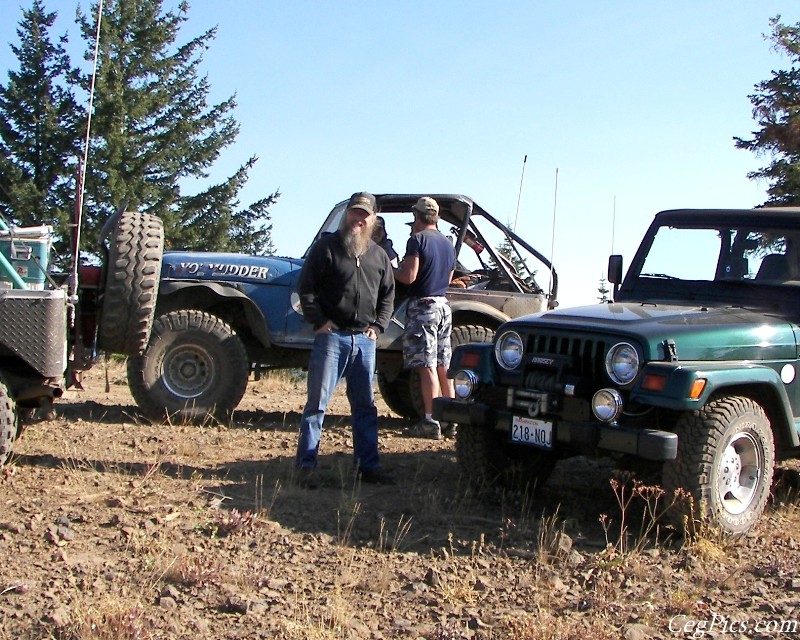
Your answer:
[71,0,104,300]
[611,195,617,255]
[513,154,527,232]
[548,168,558,296]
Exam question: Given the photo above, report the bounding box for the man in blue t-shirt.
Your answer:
[394,196,456,440]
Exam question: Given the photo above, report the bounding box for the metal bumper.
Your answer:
[433,398,678,461]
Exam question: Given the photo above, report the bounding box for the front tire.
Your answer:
[662,396,775,537]
[457,421,557,492]
[127,310,249,424]
[0,378,19,466]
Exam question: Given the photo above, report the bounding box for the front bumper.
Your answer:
[433,398,678,461]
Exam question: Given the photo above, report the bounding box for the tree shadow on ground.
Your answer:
[199,449,622,556]
[47,400,412,434]
[12,442,622,556]
[14,396,703,556]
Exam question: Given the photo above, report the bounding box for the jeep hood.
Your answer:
[509,302,799,361]
[161,251,303,284]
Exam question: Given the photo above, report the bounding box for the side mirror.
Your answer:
[608,255,623,285]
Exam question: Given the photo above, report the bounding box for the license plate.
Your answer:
[511,415,553,450]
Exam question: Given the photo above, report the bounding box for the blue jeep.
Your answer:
[126,194,558,422]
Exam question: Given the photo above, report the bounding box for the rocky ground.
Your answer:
[2,362,800,640]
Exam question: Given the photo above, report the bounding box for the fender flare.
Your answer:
[449,299,510,326]
[158,280,273,348]
[633,361,800,449]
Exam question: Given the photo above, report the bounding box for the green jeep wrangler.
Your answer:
[434,208,800,536]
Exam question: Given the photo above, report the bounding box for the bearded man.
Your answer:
[294,192,396,486]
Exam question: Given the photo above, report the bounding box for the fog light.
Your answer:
[453,370,478,400]
[592,388,624,423]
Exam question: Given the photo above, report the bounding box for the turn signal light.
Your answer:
[689,379,707,399]
[460,352,481,368]
[641,373,667,392]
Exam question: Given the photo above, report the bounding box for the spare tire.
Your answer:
[96,211,164,355]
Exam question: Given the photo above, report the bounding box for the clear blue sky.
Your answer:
[2,1,799,308]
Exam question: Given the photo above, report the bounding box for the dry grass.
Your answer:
[499,609,622,640]
[5,362,800,638]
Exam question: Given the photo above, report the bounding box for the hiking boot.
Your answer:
[402,418,443,440]
[358,468,396,485]
[441,422,457,438]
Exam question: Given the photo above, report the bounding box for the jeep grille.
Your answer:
[527,332,607,380]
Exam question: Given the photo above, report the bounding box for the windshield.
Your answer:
[621,219,800,307]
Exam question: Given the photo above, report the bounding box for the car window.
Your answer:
[640,227,721,280]
[632,224,800,286]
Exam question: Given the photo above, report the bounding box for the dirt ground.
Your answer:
[2,361,800,640]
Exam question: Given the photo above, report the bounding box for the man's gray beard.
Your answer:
[340,223,373,258]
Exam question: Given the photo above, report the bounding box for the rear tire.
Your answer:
[127,310,249,424]
[377,369,416,418]
[0,378,18,466]
[97,211,164,355]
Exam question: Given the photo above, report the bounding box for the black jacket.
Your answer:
[298,232,395,332]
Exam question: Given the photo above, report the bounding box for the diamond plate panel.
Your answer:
[0,289,67,377]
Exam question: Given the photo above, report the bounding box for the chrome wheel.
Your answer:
[717,432,762,516]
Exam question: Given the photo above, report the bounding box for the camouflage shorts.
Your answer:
[402,296,452,369]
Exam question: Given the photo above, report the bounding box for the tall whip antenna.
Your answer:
[548,168,558,295]
[513,154,527,232]
[611,195,616,255]
[71,0,104,298]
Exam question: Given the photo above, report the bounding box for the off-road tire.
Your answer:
[97,211,164,356]
[127,310,249,424]
[408,323,496,418]
[457,421,557,493]
[662,395,775,537]
[0,378,18,466]
[377,369,416,418]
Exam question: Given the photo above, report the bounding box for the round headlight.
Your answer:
[592,388,624,422]
[605,342,640,385]
[495,331,524,370]
[453,370,478,399]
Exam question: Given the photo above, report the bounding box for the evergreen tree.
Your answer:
[76,0,277,253]
[0,0,81,241]
[597,275,610,303]
[496,226,538,290]
[735,17,800,205]
[497,234,527,274]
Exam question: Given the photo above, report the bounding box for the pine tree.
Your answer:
[735,17,800,205]
[76,0,277,253]
[495,225,539,291]
[598,275,610,303]
[0,0,81,241]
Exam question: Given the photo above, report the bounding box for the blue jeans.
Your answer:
[295,331,380,472]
